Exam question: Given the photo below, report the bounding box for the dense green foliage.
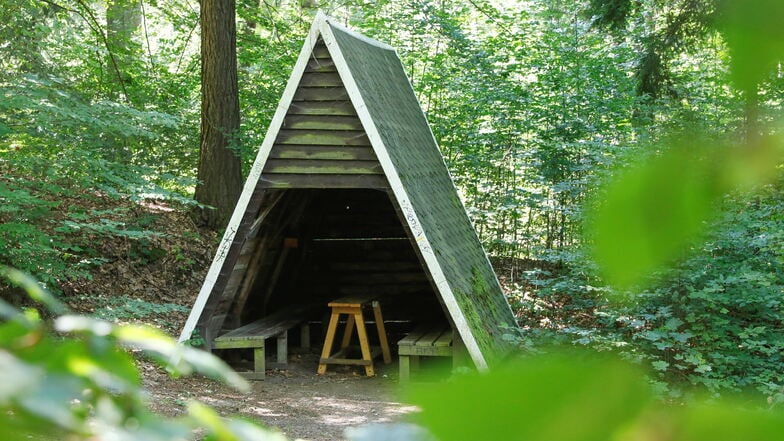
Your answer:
[0,267,283,440]
[1,0,783,412]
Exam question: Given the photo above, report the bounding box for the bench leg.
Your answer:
[399,355,410,383]
[254,346,266,380]
[276,332,288,365]
[411,355,420,371]
[354,311,374,377]
[300,323,310,349]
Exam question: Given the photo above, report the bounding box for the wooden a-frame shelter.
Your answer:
[178,13,517,370]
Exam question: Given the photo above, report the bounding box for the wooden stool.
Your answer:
[317,295,392,376]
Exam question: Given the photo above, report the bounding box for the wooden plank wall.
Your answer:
[260,39,389,190]
[252,190,445,324]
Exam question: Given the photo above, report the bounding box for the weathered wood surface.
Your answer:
[312,43,330,58]
[214,303,318,343]
[398,324,453,355]
[300,72,342,87]
[258,173,388,189]
[275,129,369,146]
[327,294,377,308]
[264,159,383,175]
[287,101,356,116]
[269,145,376,161]
[293,87,350,101]
[283,115,364,131]
[398,324,454,382]
[306,57,337,72]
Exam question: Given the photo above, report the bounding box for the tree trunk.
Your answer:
[194,0,243,229]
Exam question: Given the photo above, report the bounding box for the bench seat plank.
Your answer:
[415,327,447,347]
[434,330,453,347]
[398,323,454,383]
[397,324,430,346]
[213,303,318,379]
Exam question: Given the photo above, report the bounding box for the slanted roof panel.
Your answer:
[327,23,517,363]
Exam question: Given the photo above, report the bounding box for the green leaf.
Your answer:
[587,144,721,289]
[112,325,250,393]
[588,134,784,289]
[630,403,784,441]
[718,0,784,92]
[0,266,67,314]
[652,360,670,372]
[408,353,650,441]
[187,401,237,441]
[0,350,43,405]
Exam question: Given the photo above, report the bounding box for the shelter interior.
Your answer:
[221,188,451,346]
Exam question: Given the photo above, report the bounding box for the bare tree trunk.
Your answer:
[194,0,243,229]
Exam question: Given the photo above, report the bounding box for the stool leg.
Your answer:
[340,313,355,349]
[354,311,374,376]
[318,311,341,374]
[372,301,392,364]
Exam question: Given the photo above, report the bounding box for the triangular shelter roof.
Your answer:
[179,13,517,369]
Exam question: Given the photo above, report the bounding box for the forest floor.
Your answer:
[52,196,525,440]
[138,354,419,441]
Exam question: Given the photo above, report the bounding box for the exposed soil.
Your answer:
[140,352,419,441]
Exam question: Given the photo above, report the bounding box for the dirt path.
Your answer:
[141,353,420,441]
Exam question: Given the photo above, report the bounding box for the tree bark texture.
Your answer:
[194,0,243,229]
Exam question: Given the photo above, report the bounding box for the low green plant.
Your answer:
[0,266,286,440]
[88,295,190,322]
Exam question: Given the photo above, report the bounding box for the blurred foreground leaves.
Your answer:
[0,266,284,441]
[588,133,784,288]
[410,351,784,441]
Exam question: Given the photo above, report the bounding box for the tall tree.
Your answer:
[194,0,243,229]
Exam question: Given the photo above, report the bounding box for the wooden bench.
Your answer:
[213,304,316,380]
[397,323,453,383]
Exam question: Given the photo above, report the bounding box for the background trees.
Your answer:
[0,0,782,401]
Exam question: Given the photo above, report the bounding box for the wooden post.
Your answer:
[300,323,310,349]
[399,354,410,383]
[253,347,266,379]
[276,331,288,365]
